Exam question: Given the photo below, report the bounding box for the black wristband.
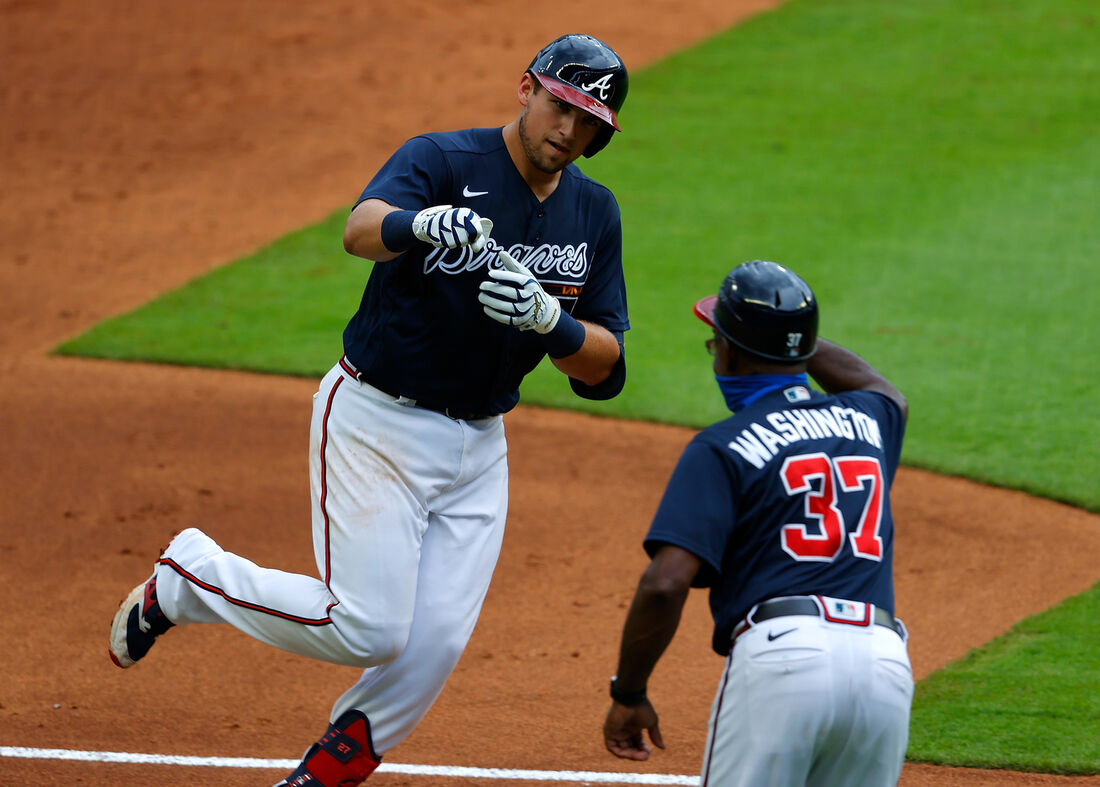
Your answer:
[380,209,419,252]
[542,311,587,359]
[609,676,647,707]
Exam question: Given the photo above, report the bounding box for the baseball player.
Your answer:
[602,261,913,786]
[108,34,630,786]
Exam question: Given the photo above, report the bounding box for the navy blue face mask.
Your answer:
[715,373,809,413]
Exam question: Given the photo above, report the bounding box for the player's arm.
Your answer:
[807,338,908,420]
[344,198,493,263]
[547,321,621,388]
[479,251,626,389]
[344,199,403,262]
[603,544,701,761]
[614,544,699,696]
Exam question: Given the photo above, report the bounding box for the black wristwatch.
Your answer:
[609,676,647,707]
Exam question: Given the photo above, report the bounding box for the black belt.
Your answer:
[733,596,905,642]
[339,357,494,421]
[403,400,493,421]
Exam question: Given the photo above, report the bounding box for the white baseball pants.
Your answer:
[700,612,913,786]
[154,361,509,754]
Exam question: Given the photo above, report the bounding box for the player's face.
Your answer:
[518,80,603,173]
[709,331,731,373]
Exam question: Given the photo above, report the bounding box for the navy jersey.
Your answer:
[343,128,629,415]
[644,384,906,655]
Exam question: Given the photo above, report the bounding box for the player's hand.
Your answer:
[603,699,665,761]
[412,205,493,252]
[478,250,561,333]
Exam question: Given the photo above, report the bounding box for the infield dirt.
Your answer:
[2,1,1098,785]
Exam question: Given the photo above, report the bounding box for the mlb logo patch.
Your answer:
[820,595,871,625]
[784,385,811,403]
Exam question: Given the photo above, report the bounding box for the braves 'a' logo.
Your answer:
[580,73,614,101]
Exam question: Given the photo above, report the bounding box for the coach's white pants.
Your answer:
[155,361,508,754]
[701,614,913,786]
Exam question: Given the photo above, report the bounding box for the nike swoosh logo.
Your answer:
[767,628,797,641]
[463,186,489,197]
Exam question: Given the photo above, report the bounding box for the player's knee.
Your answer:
[367,625,409,665]
[342,622,410,667]
[443,633,470,663]
[428,627,472,672]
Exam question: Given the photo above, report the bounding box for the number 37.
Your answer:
[779,453,885,562]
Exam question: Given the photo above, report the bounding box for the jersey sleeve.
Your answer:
[644,435,737,587]
[354,136,453,211]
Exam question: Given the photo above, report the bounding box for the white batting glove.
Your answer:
[478,250,562,333]
[411,205,493,253]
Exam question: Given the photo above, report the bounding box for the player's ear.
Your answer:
[517,72,536,107]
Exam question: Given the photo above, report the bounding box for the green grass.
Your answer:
[907,582,1100,773]
[55,210,359,374]
[573,0,1100,508]
[57,0,1100,511]
[54,0,1100,774]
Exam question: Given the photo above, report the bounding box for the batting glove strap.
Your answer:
[411,205,492,252]
[479,273,557,329]
[479,250,587,357]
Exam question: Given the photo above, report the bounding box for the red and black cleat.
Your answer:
[108,573,175,668]
[276,710,381,787]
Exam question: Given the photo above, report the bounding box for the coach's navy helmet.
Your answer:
[527,33,628,157]
[694,261,819,362]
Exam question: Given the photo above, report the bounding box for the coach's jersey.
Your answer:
[644,384,906,655]
[343,128,629,415]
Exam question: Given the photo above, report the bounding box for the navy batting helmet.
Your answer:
[694,261,819,362]
[527,34,628,157]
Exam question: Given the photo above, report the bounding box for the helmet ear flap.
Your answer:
[584,125,615,158]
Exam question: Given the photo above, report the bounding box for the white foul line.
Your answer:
[0,746,701,785]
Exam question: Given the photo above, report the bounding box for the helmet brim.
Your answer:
[693,295,718,328]
[531,72,621,131]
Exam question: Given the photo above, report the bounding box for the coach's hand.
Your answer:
[412,205,493,252]
[604,699,665,761]
[478,250,561,333]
